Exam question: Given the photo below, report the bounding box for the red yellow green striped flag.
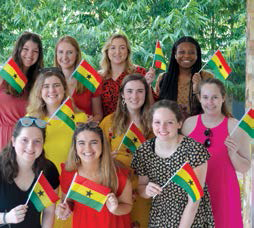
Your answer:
[0,58,27,93]
[171,162,204,202]
[66,174,111,212]
[72,60,102,93]
[122,122,146,153]
[238,108,254,138]
[154,41,167,71]
[27,172,59,212]
[206,50,232,80]
[49,96,76,131]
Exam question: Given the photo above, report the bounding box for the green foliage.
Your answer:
[0,0,246,100]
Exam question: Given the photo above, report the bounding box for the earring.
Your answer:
[122,98,126,106]
[75,154,80,164]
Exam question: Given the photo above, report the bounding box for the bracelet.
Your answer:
[3,212,7,224]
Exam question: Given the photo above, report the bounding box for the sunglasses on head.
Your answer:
[204,128,212,148]
[39,67,64,77]
[19,117,47,128]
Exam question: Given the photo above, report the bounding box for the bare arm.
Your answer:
[91,96,103,123]
[41,204,55,228]
[137,175,162,199]
[182,116,197,136]
[106,178,133,215]
[226,118,251,173]
[179,162,207,228]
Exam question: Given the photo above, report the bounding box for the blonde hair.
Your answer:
[112,74,151,138]
[99,34,135,79]
[65,123,118,193]
[27,68,69,118]
[54,36,86,94]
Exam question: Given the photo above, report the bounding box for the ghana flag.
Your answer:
[28,172,59,212]
[72,60,102,93]
[0,58,27,93]
[206,50,232,80]
[53,96,76,131]
[154,40,167,71]
[67,174,111,212]
[122,122,146,153]
[239,108,254,138]
[171,162,204,202]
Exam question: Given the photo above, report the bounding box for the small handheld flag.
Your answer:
[153,41,167,71]
[65,174,111,212]
[48,96,76,131]
[206,50,232,80]
[0,58,27,93]
[72,60,102,93]
[171,162,204,202]
[230,108,254,138]
[26,171,59,212]
[122,122,146,153]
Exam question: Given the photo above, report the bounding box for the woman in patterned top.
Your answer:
[131,100,214,227]
[99,34,156,117]
[155,36,213,119]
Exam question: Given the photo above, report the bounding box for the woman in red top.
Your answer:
[54,36,103,122]
[56,122,132,228]
[99,34,156,117]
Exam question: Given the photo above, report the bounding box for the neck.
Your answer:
[111,63,126,80]
[79,161,100,176]
[128,109,141,124]
[46,104,60,117]
[22,66,29,75]
[157,134,181,149]
[201,113,225,128]
[16,159,34,173]
[62,68,74,79]
[179,68,192,77]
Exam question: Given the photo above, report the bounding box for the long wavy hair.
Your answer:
[159,36,203,115]
[5,31,44,97]
[65,123,118,193]
[27,67,69,118]
[54,36,86,94]
[112,74,151,138]
[99,34,135,79]
[0,118,47,184]
[198,78,232,117]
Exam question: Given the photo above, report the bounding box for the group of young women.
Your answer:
[0,31,251,228]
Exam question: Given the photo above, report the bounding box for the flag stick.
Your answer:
[25,171,43,205]
[151,40,158,68]
[153,162,188,199]
[116,121,134,152]
[47,96,70,123]
[198,49,219,74]
[230,108,251,136]
[63,172,78,204]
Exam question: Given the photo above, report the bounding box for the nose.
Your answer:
[49,85,56,93]
[26,141,34,151]
[160,122,167,130]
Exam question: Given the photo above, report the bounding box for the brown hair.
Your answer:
[27,67,69,118]
[54,36,86,94]
[112,73,151,137]
[99,34,135,79]
[65,122,118,193]
[198,78,232,117]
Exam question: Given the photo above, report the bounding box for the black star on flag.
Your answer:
[86,75,92,80]
[38,190,44,197]
[13,74,17,79]
[86,190,93,197]
[133,137,138,143]
[188,180,193,185]
[219,65,222,69]
[71,114,75,120]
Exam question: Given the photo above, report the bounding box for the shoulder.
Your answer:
[201,70,214,79]
[100,113,114,127]
[182,115,198,136]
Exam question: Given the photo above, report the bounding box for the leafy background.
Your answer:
[0,0,246,102]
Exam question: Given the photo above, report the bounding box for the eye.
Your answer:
[42,84,49,89]
[53,83,61,88]
[67,50,73,55]
[91,140,98,145]
[21,138,28,143]
[33,50,39,54]
[77,141,85,145]
[22,47,29,51]
[34,139,42,145]
[109,46,115,50]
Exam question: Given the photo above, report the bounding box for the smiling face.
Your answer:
[122,80,146,112]
[56,41,77,70]
[175,42,197,70]
[41,75,65,108]
[12,126,44,164]
[20,40,39,71]
[199,83,225,116]
[108,38,128,65]
[76,130,102,164]
[152,107,182,141]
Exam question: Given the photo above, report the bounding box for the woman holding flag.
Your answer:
[100,74,153,227]
[54,36,103,122]
[156,36,213,119]
[56,122,132,227]
[0,116,59,227]
[0,31,43,151]
[182,78,251,227]
[131,99,214,227]
[99,33,156,117]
